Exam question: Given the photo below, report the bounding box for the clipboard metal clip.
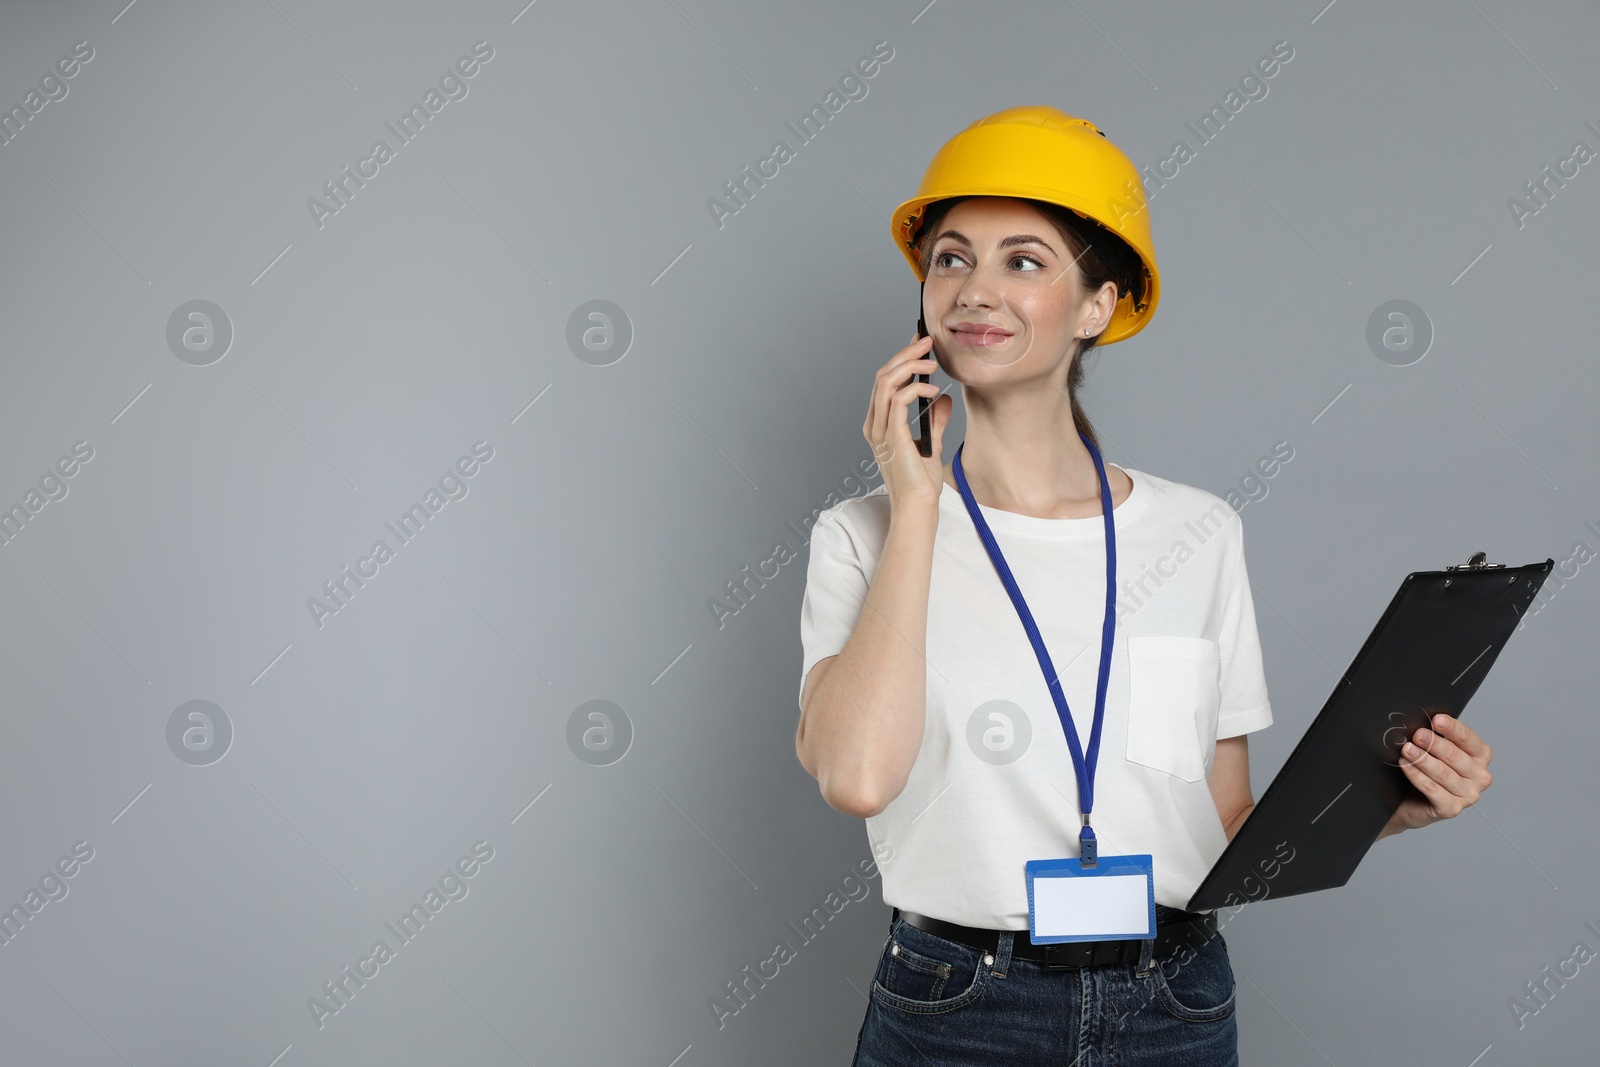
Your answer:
[1446,551,1505,572]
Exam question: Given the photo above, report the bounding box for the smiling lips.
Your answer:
[949,324,1014,346]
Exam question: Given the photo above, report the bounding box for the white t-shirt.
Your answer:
[797,467,1273,926]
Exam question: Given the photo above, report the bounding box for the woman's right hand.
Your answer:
[864,334,952,519]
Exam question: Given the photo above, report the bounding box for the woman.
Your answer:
[794,106,1494,1065]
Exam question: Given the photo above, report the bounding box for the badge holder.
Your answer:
[1025,849,1156,944]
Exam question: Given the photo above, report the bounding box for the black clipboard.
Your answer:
[1186,552,1554,913]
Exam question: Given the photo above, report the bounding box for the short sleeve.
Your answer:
[1215,516,1273,738]
[798,507,872,711]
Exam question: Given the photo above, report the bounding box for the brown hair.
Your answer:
[911,195,1144,450]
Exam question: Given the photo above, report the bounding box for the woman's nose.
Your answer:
[956,263,1005,309]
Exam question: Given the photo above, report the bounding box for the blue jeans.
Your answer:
[851,908,1238,1066]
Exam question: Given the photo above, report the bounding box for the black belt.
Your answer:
[893,905,1220,970]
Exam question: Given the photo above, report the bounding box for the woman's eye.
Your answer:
[932,250,964,270]
[1011,254,1044,272]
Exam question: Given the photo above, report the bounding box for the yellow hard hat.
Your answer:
[891,105,1160,346]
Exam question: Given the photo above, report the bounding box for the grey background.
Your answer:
[1,0,1595,1064]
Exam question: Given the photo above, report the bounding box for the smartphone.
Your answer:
[913,286,933,457]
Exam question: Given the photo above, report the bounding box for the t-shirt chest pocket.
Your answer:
[1125,635,1222,782]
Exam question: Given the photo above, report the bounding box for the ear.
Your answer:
[1096,279,1121,327]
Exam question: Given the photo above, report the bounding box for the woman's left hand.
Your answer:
[1379,713,1493,840]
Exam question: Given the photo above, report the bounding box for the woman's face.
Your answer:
[922,197,1114,380]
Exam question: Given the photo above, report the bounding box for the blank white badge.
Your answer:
[1025,855,1155,941]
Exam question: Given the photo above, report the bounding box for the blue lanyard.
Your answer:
[951,434,1118,867]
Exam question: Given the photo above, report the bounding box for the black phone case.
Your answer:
[914,279,932,457]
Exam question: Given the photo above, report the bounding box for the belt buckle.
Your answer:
[1042,941,1090,970]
